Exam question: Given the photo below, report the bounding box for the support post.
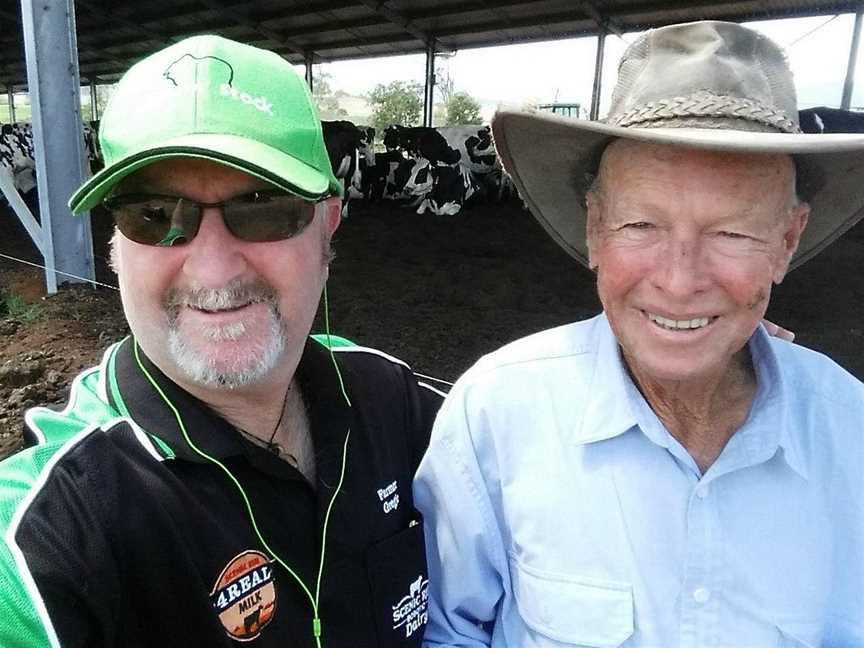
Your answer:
[305,54,314,92]
[21,0,95,294]
[6,86,15,123]
[842,9,863,110]
[590,30,606,120]
[423,42,435,127]
[90,80,98,121]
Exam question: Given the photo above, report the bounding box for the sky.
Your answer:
[309,13,864,121]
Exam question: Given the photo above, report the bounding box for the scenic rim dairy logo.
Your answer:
[210,550,277,642]
[392,574,429,638]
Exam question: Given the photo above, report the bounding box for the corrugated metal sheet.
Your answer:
[0,0,859,87]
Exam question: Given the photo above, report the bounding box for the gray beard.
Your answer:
[164,280,288,390]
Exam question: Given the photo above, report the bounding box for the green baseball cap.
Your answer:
[69,35,341,214]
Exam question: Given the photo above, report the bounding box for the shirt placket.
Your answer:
[680,475,721,648]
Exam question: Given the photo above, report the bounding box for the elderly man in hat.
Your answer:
[415,21,864,647]
[0,37,440,647]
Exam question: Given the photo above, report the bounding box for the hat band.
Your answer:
[606,90,801,134]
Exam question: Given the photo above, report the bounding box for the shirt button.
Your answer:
[693,587,711,603]
[695,485,709,499]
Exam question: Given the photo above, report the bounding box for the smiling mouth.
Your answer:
[190,302,254,315]
[644,311,718,331]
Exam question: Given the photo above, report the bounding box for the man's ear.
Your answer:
[585,192,602,272]
[773,202,810,284]
[322,197,342,236]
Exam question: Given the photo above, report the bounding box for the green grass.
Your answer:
[0,292,43,322]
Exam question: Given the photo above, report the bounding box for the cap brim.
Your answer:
[69,133,334,213]
[492,109,864,270]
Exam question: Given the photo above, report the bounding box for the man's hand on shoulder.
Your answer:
[762,319,795,342]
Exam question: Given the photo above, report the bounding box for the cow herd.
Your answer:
[322,120,517,217]
[2,105,862,220]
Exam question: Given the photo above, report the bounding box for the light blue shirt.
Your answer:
[414,314,864,648]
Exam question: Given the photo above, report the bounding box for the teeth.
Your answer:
[648,313,710,330]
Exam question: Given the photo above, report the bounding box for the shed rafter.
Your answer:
[193,0,313,58]
[358,1,436,47]
[579,1,624,38]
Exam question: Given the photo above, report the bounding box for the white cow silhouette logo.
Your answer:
[392,574,429,638]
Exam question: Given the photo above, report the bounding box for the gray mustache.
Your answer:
[164,279,279,314]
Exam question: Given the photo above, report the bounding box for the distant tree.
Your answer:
[445,91,482,125]
[313,72,348,120]
[435,60,455,104]
[368,81,423,131]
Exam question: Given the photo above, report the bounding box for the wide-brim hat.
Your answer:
[69,35,342,214]
[492,20,864,270]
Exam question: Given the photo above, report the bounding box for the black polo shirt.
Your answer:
[4,336,444,647]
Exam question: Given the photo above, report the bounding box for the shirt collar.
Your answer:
[742,325,809,480]
[574,314,641,445]
[108,336,352,476]
[573,316,809,481]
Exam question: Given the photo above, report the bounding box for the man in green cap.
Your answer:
[0,35,439,647]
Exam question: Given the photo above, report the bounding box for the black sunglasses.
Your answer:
[103,190,319,246]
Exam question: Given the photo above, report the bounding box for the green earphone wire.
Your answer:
[132,279,351,647]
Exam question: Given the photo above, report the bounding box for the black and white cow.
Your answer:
[0,121,103,200]
[366,123,516,215]
[0,123,37,196]
[321,119,365,217]
[394,127,478,215]
[383,125,429,157]
[414,162,477,216]
[355,125,376,198]
[799,106,864,133]
[437,125,516,202]
[321,120,386,215]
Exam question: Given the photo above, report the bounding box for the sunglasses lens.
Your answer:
[223,193,317,242]
[110,196,199,246]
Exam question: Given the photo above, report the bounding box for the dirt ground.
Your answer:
[1,198,863,460]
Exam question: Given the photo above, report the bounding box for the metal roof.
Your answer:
[1,0,861,88]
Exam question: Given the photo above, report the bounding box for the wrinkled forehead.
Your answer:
[595,139,797,196]
[603,139,794,173]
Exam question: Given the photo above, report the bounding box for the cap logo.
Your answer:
[161,53,274,116]
[163,53,234,88]
[210,550,277,641]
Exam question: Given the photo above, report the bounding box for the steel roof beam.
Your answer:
[193,0,313,58]
[605,0,860,23]
[358,1,436,47]
[39,15,385,59]
[75,0,170,43]
[404,0,553,22]
[119,0,357,26]
[427,12,597,40]
[579,1,624,38]
[301,32,423,53]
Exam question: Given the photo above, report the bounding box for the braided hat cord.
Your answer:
[607,91,801,134]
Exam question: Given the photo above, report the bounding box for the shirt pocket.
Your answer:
[510,555,634,647]
[365,512,428,648]
[775,623,820,648]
